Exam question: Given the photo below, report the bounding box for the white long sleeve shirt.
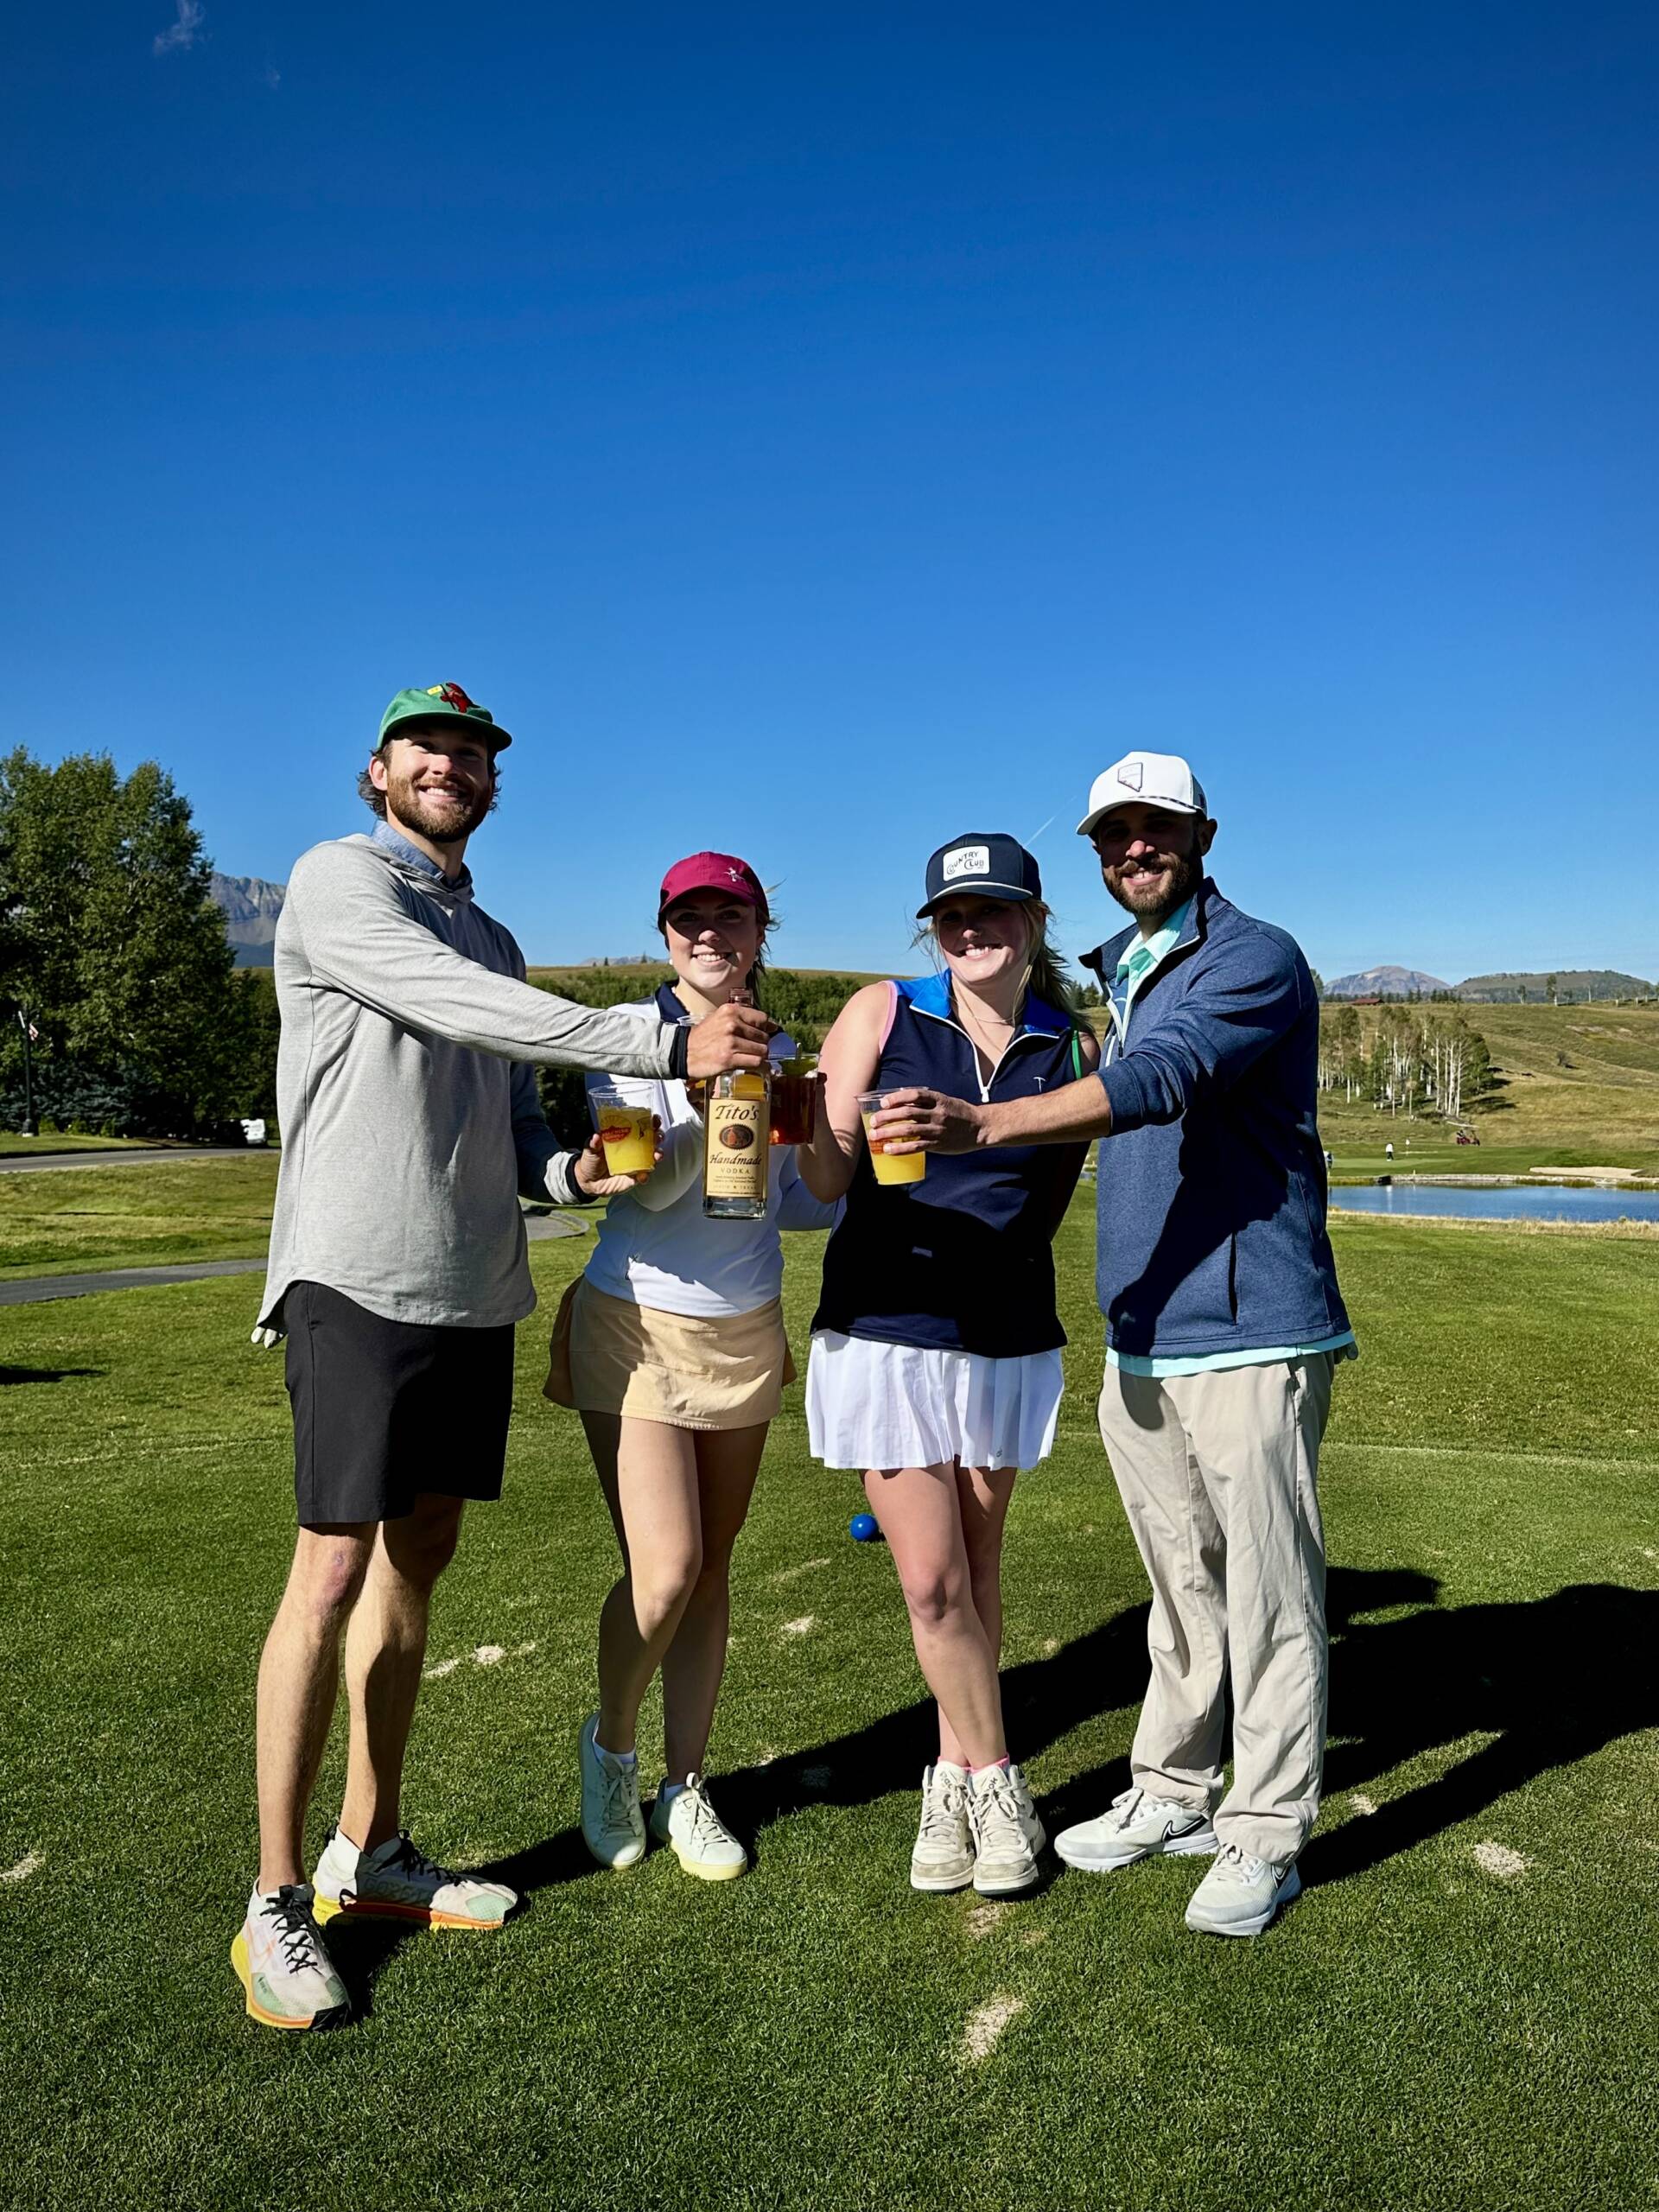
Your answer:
[582,989,837,1318]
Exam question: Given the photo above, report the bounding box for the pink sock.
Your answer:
[968,1755,1012,1773]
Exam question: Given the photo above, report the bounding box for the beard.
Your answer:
[383,763,496,846]
[1103,843,1205,926]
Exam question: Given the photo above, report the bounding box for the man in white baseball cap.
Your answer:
[1074,749,1208,839]
[868,748,1353,1937]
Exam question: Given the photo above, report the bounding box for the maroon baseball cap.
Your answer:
[657,851,769,926]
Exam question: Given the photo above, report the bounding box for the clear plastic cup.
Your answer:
[857,1090,926,1185]
[590,1089,656,1179]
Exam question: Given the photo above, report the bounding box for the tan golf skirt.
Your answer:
[543,1276,797,1431]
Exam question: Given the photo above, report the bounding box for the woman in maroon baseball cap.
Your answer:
[543,851,833,1883]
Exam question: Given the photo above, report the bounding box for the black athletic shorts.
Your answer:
[283,1280,516,1527]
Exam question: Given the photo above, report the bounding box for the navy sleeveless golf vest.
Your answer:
[811,976,1090,1357]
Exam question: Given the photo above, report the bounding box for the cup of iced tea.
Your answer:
[590,1089,656,1180]
[770,1054,818,1146]
[857,1090,925,1185]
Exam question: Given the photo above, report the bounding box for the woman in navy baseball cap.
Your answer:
[795,834,1100,1898]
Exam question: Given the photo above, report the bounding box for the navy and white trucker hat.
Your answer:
[917,833,1043,918]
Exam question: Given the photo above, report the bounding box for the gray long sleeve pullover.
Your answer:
[257,831,682,1330]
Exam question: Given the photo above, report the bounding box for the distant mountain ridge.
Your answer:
[209,872,285,968]
[1323,962,1654,1002]
[1455,969,1652,1003]
[1325,964,1449,1000]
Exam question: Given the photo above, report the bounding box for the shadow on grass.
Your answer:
[473,1601,1158,1908]
[0,1365,102,1385]
[1307,1570,1659,1886]
[337,1567,1659,2012]
[994,1567,1659,1894]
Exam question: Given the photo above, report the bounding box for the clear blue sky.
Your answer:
[5,3,1656,982]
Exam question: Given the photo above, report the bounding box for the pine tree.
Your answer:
[0,747,257,1135]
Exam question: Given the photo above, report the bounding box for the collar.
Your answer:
[371,818,471,892]
[655,981,691,1024]
[896,972,1072,1037]
[1115,894,1195,978]
[1083,877,1215,982]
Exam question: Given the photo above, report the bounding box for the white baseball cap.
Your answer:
[1076,750,1209,838]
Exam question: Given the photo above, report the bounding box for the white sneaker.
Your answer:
[231,1884,351,2031]
[578,1713,646,1870]
[967,1763,1045,1895]
[649,1773,747,1882]
[1055,1786,1217,1872]
[312,1826,518,1929]
[1185,1843,1301,1936]
[910,1763,975,1892]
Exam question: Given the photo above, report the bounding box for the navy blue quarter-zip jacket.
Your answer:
[1081,879,1349,1360]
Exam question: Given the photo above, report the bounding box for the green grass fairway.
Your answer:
[2,1207,1656,2209]
[0,1158,278,1281]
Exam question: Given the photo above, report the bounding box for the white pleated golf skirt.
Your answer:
[805,1330,1065,1472]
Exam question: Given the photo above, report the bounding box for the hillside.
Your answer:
[1314,998,1659,1168]
[1325,964,1450,999]
[1456,969,1652,1004]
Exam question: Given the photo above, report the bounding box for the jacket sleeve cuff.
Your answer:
[1099,1059,1153,1135]
[668,1023,691,1080]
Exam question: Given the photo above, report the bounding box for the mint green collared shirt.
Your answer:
[1101,896,1357,1378]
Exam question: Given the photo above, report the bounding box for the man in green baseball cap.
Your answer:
[356,681,512,849]
[233,678,776,2035]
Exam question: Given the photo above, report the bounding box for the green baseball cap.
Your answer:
[376,682,512,752]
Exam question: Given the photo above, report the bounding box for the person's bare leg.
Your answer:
[865,1464,1007,1769]
[255,1525,375,1891]
[583,1413,702,1757]
[335,1493,465,1853]
[938,1464,1018,1767]
[660,1424,768,1781]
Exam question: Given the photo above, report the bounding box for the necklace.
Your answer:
[950,982,1020,1075]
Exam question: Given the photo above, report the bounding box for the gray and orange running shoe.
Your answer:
[312,1827,518,1930]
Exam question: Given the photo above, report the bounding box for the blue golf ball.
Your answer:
[849,1512,880,1543]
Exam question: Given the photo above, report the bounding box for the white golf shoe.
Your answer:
[231,1884,351,2031]
[312,1826,518,1929]
[578,1713,647,1870]
[910,1763,975,1892]
[967,1763,1045,1895]
[1185,1843,1301,1936]
[1055,1786,1217,1872]
[649,1774,747,1881]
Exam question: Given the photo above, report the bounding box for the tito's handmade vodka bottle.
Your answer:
[702,1069,772,1219]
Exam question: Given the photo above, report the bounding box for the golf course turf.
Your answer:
[1,1201,1655,2209]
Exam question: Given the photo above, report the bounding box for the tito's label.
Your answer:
[705,1096,771,1199]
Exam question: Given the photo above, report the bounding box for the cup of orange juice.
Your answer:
[858,1090,926,1185]
[590,1089,656,1180]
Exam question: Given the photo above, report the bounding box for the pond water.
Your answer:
[1332,1182,1659,1224]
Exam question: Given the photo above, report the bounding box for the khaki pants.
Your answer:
[1096,1356,1334,1864]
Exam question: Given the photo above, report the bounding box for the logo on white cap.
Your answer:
[943,844,989,881]
[1076,750,1208,837]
